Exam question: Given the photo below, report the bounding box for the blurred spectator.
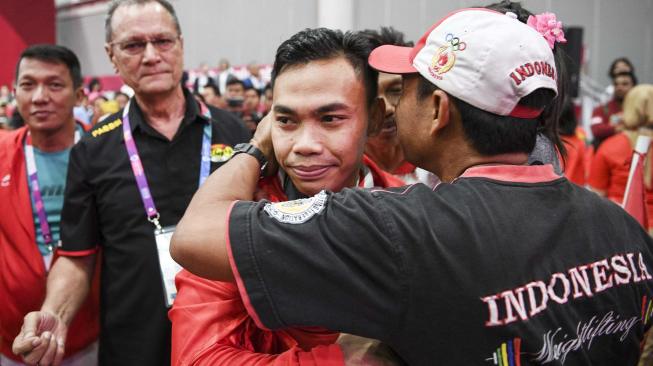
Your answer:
[242,86,263,133]
[114,91,129,110]
[215,58,234,95]
[243,62,264,90]
[589,84,653,229]
[90,95,108,126]
[199,83,225,109]
[0,85,13,104]
[86,77,102,102]
[190,62,216,93]
[591,71,637,148]
[600,57,636,104]
[559,99,587,186]
[0,102,9,129]
[224,77,245,115]
[243,86,262,114]
[262,83,273,114]
[73,93,92,126]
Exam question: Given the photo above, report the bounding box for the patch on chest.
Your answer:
[210,144,234,163]
[263,190,327,224]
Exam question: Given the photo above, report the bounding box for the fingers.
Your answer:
[21,331,51,365]
[52,338,66,366]
[39,332,60,366]
[12,312,43,356]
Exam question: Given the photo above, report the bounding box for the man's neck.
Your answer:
[429,139,529,183]
[30,119,77,153]
[365,141,404,172]
[134,87,187,140]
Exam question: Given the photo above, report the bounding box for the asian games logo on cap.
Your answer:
[264,190,327,224]
[429,33,466,80]
[210,144,234,163]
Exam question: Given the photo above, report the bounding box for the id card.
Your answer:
[154,225,183,307]
[43,251,54,272]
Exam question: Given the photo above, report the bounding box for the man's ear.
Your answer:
[105,43,119,74]
[428,89,451,137]
[367,96,385,136]
[74,86,85,105]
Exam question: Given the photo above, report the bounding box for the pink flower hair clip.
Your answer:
[527,12,567,49]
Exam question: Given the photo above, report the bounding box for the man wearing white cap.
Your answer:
[171,8,653,365]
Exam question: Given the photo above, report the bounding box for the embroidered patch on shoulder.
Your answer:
[263,190,327,224]
[91,119,122,137]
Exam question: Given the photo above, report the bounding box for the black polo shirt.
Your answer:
[59,90,250,365]
[227,164,653,365]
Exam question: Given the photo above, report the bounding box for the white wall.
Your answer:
[57,0,653,87]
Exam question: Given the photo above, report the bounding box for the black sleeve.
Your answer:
[227,188,408,340]
[59,140,100,255]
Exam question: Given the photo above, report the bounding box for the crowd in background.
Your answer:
[0,60,274,134]
[0,55,645,194]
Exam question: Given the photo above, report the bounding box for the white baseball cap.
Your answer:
[368,8,558,119]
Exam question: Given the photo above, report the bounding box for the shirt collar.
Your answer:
[126,88,206,133]
[459,164,560,184]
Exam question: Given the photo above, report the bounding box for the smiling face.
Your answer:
[272,57,369,196]
[14,58,81,134]
[105,2,183,98]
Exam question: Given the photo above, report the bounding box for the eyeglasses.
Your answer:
[110,35,180,56]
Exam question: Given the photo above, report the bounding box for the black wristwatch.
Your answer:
[233,143,268,176]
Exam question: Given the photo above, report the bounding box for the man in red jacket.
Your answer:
[590,71,637,148]
[1,45,99,365]
[169,28,404,365]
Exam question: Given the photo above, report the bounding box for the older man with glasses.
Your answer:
[12,1,250,365]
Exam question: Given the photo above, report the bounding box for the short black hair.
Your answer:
[203,82,221,96]
[244,86,261,97]
[272,28,378,108]
[613,71,638,86]
[358,26,414,49]
[15,44,83,89]
[608,57,635,78]
[417,75,555,155]
[88,77,101,91]
[558,98,577,136]
[105,0,181,42]
[226,77,245,89]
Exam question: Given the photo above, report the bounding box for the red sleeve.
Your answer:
[169,270,342,366]
[591,123,615,141]
[562,136,586,186]
[187,343,343,366]
[588,144,611,191]
[590,106,616,141]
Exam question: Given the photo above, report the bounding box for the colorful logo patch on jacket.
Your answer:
[263,190,327,224]
[429,33,466,78]
[210,144,234,163]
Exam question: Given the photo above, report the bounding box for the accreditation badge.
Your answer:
[154,225,182,307]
